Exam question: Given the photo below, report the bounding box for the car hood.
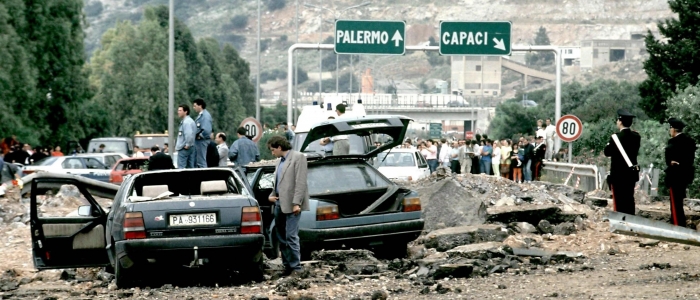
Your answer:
[299,115,412,159]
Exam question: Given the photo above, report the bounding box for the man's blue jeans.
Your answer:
[524,160,533,181]
[480,160,491,174]
[274,204,301,271]
[177,147,196,169]
[427,159,438,173]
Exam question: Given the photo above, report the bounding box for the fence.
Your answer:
[541,161,600,192]
[542,161,660,195]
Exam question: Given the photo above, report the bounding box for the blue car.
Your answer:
[246,115,425,258]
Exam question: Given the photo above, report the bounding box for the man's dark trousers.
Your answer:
[610,180,635,215]
[669,184,687,226]
[274,203,301,271]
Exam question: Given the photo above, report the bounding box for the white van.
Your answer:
[292,99,371,156]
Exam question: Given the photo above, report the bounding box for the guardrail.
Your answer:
[541,161,600,192]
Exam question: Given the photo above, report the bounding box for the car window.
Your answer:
[33,183,104,218]
[62,158,84,169]
[115,163,124,171]
[257,173,274,189]
[34,157,59,166]
[293,133,367,155]
[87,141,128,154]
[105,156,117,166]
[375,152,415,167]
[307,164,390,195]
[85,158,106,169]
[415,153,428,168]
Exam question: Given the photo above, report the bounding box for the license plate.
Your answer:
[169,213,217,226]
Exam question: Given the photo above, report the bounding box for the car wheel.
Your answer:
[373,242,408,260]
[264,232,280,260]
[240,253,264,283]
[114,262,134,289]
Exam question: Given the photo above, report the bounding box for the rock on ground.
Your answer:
[414,179,487,230]
[421,225,509,252]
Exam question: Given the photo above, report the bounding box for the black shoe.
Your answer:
[281,268,294,276]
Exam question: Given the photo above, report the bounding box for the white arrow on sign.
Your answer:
[493,38,506,51]
[391,30,403,47]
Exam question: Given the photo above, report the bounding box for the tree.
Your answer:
[526,26,554,65]
[639,0,700,122]
[12,0,94,145]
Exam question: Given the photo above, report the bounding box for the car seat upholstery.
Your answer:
[200,180,228,195]
[142,185,170,197]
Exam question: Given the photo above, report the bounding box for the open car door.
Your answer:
[29,176,110,269]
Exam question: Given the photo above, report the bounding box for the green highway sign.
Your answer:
[439,21,512,56]
[429,123,443,139]
[334,20,406,55]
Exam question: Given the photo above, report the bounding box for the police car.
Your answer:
[22,155,112,182]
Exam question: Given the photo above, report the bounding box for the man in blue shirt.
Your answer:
[176,104,197,168]
[193,98,213,168]
[480,139,493,175]
[228,127,260,171]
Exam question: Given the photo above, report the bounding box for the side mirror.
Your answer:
[78,205,92,217]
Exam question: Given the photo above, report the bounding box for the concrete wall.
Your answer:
[580,40,645,69]
[451,56,502,96]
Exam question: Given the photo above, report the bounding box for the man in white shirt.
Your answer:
[491,139,501,177]
[536,119,546,144]
[133,145,145,158]
[330,104,349,155]
[544,118,556,160]
[215,132,229,167]
[439,138,451,168]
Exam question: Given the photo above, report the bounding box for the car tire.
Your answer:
[241,253,264,283]
[114,262,134,289]
[264,233,280,260]
[373,242,408,260]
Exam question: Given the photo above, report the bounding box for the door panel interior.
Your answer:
[30,179,110,269]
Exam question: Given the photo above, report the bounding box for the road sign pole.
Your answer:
[568,142,572,164]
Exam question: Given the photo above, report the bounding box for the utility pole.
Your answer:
[167,0,175,160]
[293,0,299,124]
[256,0,261,120]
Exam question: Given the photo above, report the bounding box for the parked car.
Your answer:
[415,100,433,108]
[110,157,149,185]
[28,168,263,288]
[246,115,424,259]
[447,100,468,107]
[22,156,111,182]
[78,153,127,168]
[375,149,431,182]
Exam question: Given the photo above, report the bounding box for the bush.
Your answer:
[279,35,288,42]
[267,0,285,11]
[257,132,285,160]
[228,15,248,30]
[260,38,271,52]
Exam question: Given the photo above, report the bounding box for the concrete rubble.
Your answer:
[1,171,699,299]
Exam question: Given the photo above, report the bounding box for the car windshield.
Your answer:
[307,163,390,195]
[33,157,59,166]
[293,133,367,155]
[374,152,415,167]
[134,136,168,150]
[87,141,128,154]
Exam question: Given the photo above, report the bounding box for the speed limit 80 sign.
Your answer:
[239,117,262,143]
[556,115,583,142]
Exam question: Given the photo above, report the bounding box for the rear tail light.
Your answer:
[241,206,262,234]
[109,174,114,183]
[316,205,339,221]
[124,212,146,239]
[403,197,421,212]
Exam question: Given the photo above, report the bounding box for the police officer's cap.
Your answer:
[668,117,685,131]
[616,109,636,121]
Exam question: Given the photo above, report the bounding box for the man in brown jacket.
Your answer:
[267,136,309,275]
